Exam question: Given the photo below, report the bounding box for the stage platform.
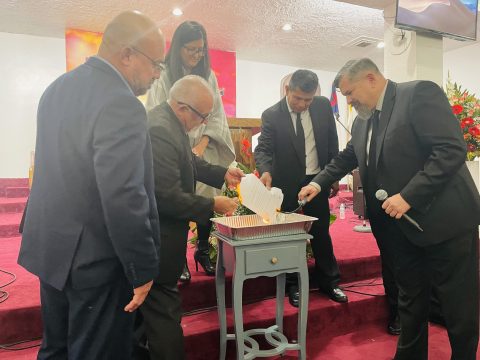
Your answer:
[0,182,468,359]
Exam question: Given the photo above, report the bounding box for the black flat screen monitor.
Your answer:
[395,0,478,41]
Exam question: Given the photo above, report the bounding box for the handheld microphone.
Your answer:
[375,189,424,232]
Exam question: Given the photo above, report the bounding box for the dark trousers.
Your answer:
[392,228,479,360]
[196,217,212,252]
[38,276,133,360]
[368,196,445,323]
[368,210,399,319]
[287,175,340,291]
[141,282,185,360]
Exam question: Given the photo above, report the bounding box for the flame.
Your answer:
[261,214,270,224]
[236,184,243,204]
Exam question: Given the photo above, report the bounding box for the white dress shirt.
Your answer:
[286,101,320,176]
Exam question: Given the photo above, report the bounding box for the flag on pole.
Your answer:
[330,81,339,118]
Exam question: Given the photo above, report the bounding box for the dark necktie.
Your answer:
[366,110,380,195]
[296,112,305,157]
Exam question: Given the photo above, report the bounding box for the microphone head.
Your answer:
[375,189,388,201]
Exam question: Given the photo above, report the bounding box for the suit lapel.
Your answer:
[280,98,305,166]
[355,118,369,183]
[309,102,322,159]
[375,81,396,169]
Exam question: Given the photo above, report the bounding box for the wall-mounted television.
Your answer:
[395,0,479,41]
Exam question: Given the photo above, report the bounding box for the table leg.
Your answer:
[298,255,309,360]
[232,249,245,360]
[216,241,227,360]
[275,273,286,333]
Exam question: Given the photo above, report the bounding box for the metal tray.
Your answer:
[211,213,317,240]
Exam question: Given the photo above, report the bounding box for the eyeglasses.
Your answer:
[177,101,210,122]
[131,47,166,72]
[182,45,205,56]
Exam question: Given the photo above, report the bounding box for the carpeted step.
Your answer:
[0,179,29,198]
[0,237,41,345]
[182,280,390,360]
[0,213,22,238]
[0,322,460,360]
[0,197,27,214]
[5,187,29,198]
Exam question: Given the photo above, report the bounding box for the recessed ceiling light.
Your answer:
[377,41,385,49]
[172,8,183,16]
[282,23,292,31]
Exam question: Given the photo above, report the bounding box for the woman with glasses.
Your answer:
[146,21,235,281]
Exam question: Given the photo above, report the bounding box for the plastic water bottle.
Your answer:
[339,203,345,220]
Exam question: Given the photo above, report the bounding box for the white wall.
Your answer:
[0,33,351,178]
[444,41,480,96]
[0,32,65,178]
[236,60,339,118]
[236,59,351,151]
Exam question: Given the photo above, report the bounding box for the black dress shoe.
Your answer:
[324,287,348,303]
[388,314,401,335]
[179,262,191,283]
[287,286,299,308]
[194,249,215,276]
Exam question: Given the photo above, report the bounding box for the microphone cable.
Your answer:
[0,268,16,304]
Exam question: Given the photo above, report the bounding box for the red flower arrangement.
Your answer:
[241,138,252,158]
[445,78,480,161]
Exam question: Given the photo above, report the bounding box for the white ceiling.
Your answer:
[1,0,478,72]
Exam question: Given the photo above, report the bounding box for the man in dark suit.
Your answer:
[254,69,347,306]
[18,11,166,360]
[300,58,480,360]
[141,75,243,360]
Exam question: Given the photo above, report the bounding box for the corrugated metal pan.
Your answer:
[211,213,317,240]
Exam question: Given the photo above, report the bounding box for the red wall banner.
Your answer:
[65,29,236,116]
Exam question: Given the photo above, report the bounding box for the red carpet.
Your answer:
[0,182,475,359]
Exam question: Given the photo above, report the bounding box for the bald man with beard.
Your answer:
[18,11,165,359]
[141,75,243,360]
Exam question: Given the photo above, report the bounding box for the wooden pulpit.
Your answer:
[227,118,261,171]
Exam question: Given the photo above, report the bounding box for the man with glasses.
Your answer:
[18,11,165,360]
[141,75,243,360]
[131,46,166,72]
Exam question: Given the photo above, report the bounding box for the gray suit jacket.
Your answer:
[148,102,226,285]
[313,80,480,246]
[18,56,160,290]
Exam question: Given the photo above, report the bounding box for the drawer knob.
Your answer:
[271,257,278,264]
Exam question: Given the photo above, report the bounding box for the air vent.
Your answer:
[342,36,382,48]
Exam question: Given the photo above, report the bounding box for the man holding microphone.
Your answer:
[299,58,480,360]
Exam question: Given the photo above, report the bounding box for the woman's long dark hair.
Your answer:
[166,21,211,84]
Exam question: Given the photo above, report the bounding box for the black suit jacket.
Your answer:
[18,57,160,290]
[148,102,226,285]
[254,96,339,210]
[313,80,480,246]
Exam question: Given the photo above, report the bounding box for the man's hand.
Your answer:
[259,172,272,189]
[329,181,339,198]
[192,144,206,157]
[124,280,153,312]
[214,196,239,215]
[192,136,209,157]
[298,184,320,204]
[225,168,244,188]
[382,193,411,219]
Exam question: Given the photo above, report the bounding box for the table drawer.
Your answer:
[245,245,299,275]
